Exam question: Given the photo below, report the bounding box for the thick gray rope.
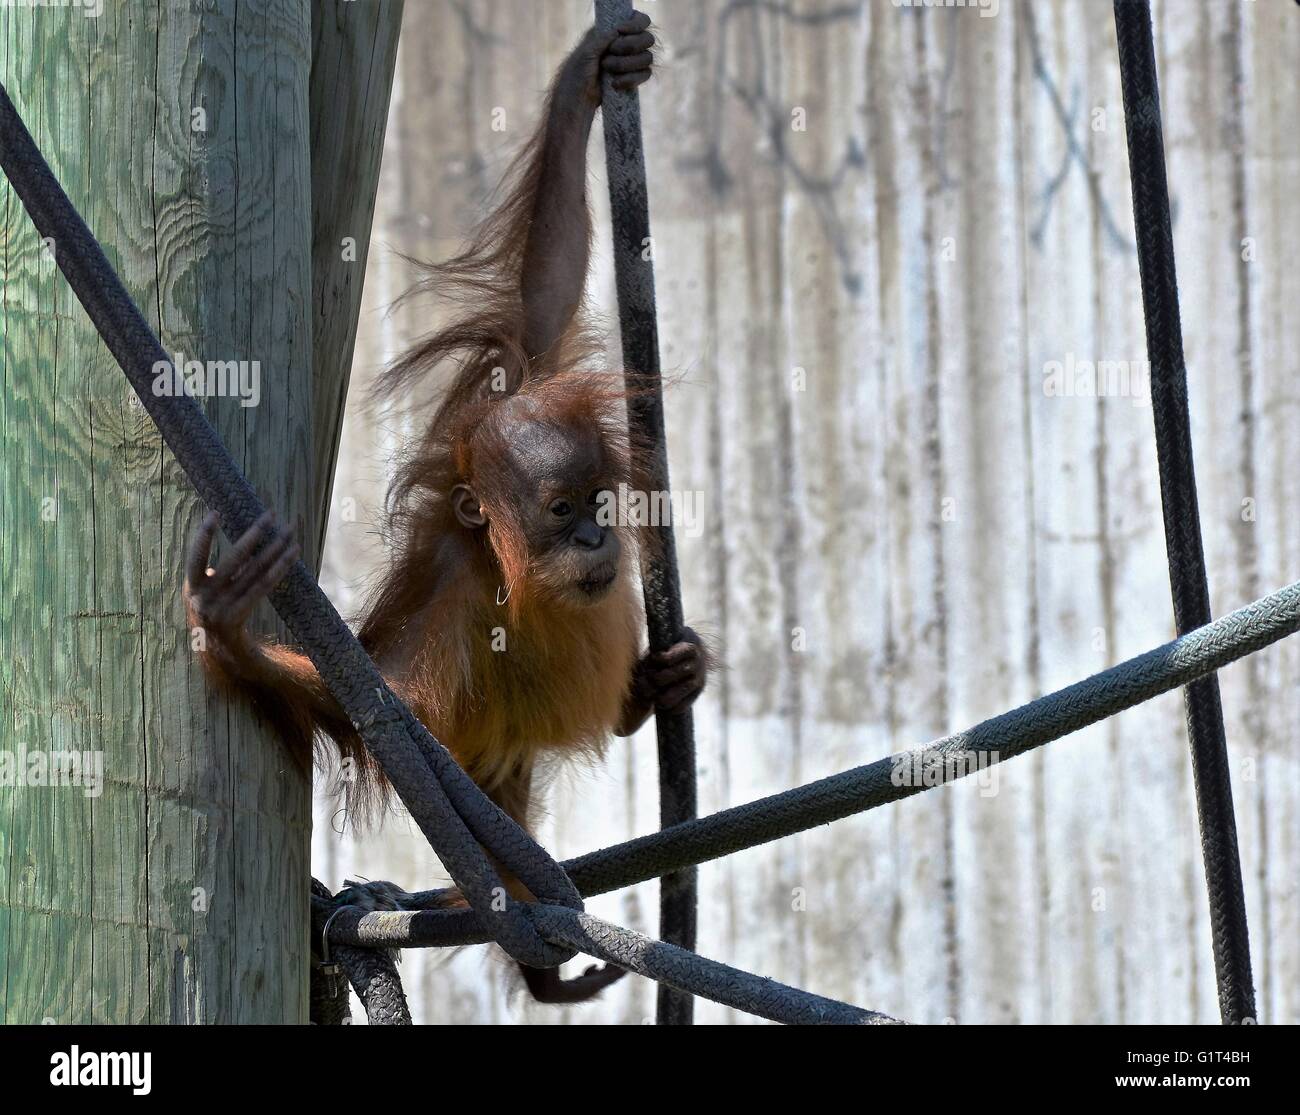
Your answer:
[533,905,899,1025]
[338,947,412,1027]
[311,935,411,1027]
[9,20,1287,1026]
[1113,0,1255,1024]
[312,895,898,1024]
[596,0,699,1025]
[326,572,1300,948]
[311,880,412,1026]
[310,877,354,1025]
[0,78,580,971]
[309,958,353,1026]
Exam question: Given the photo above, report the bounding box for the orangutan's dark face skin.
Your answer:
[452,419,622,604]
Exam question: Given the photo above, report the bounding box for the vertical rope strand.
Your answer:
[596,0,699,1024]
[1113,0,1255,1023]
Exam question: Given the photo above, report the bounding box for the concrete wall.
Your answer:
[311,0,1299,1025]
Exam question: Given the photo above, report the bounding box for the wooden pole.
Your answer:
[0,1,316,1023]
[308,0,404,567]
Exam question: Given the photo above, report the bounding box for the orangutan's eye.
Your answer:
[550,499,573,519]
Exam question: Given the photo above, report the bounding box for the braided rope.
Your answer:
[0,78,580,972]
[4,9,1284,1024]
[309,892,899,1024]
[328,572,1300,953]
[336,948,412,1026]
[596,0,699,1025]
[309,881,353,1025]
[1114,0,1255,1023]
[310,884,412,1027]
[532,905,899,1025]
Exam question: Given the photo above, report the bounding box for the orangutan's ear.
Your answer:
[451,484,488,529]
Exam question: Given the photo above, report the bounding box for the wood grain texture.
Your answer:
[314,0,1299,1024]
[308,0,403,566]
[1,0,314,1023]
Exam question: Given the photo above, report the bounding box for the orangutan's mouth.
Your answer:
[576,563,617,596]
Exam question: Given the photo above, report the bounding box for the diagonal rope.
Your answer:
[0,77,581,973]
[329,572,1300,951]
[531,904,899,1025]
[596,0,699,1025]
[6,10,1282,1025]
[1113,0,1255,1024]
[312,893,900,1024]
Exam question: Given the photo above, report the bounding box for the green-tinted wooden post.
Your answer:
[0,1,319,1023]
[308,0,404,566]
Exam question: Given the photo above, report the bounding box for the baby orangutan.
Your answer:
[184,11,708,1005]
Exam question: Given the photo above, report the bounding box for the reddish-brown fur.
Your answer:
[188,17,682,999]
[193,74,651,834]
[356,376,647,812]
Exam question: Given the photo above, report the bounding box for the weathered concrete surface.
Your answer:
[313,0,1299,1025]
